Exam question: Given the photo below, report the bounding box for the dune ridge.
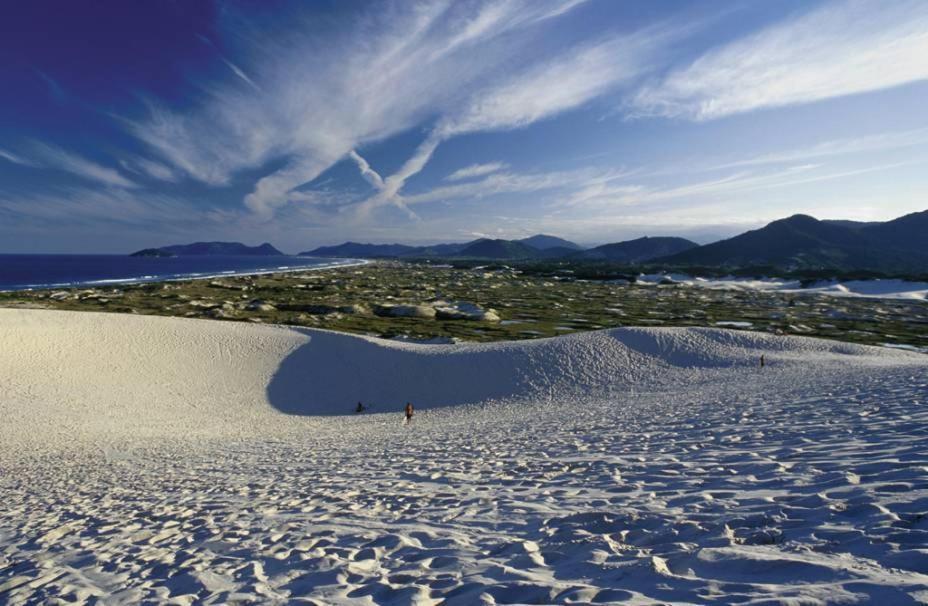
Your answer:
[1,308,915,430]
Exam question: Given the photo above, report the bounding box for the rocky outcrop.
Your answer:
[435,302,501,322]
[374,304,437,319]
[276,303,339,315]
[245,300,277,312]
[339,304,370,315]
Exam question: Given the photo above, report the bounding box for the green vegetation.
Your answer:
[428,258,928,283]
[1,262,925,351]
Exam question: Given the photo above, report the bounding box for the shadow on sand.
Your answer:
[266,329,530,416]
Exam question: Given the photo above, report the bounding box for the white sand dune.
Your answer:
[1,309,927,604]
[638,274,928,301]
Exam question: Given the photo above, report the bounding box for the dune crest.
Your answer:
[1,309,916,430]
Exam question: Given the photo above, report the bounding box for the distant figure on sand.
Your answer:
[760,355,766,368]
[355,401,365,413]
[404,402,414,425]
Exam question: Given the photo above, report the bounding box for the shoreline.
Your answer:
[0,256,369,293]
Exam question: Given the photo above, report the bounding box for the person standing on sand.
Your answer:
[404,402,414,425]
[355,401,365,413]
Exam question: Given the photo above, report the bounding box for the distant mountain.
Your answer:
[518,234,583,251]
[658,215,863,267]
[302,236,577,259]
[576,237,697,263]
[862,209,928,247]
[299,242,419,258]
[823,220,881,229]
[536,245,584,259]
[298,235,697,263]
[456,238,541,259]
[660,211,928,271]
[293,212,928,271]
[412,242,472,257]
[131,241,284,257]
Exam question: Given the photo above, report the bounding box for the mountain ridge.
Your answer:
[298,233,583,259]
[139,210,928,272]
[576,236,698,263]
[658,211,928,271]
[517,234,583,250]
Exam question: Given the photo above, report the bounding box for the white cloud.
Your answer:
[121,97,273,187]
[347,150,385,190]
[398,166,648,213]
[355,132,444,218]
[29,143,136,189]
[394,154,923,227]
[711,127,928,169]
[353,26,675,217]
[121,156,181,183]
[444,35,651,136]
[0,148,37,167]
[0,186,211,227]
[197,34,262,92]
[632,0,928,120]
[562,160,925,211]
[428,0,591,60]
[122,0,630,219]
[221,59,261,92]
[406,168,588,206]
[446,162,508,181]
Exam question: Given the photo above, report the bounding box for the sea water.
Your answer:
[0,254,359,291]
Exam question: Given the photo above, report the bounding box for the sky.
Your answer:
[1,0,927,254]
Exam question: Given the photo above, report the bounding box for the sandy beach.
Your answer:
[2,308,927,604]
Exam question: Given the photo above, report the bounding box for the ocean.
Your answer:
[0,254,359,291]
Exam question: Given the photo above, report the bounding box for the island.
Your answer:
[130,241,285,257]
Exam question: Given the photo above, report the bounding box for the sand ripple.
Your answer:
[1,310,927,604]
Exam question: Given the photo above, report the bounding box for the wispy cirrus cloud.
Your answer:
[120,96,272,187]
[406,167,600,206]
[121,0,639,219]
[27,143,136,188]
[446,162,508,181]
[220,59,261,92]
[0,148,38,167]
[0,186,211,227]
[561,160,927,212]
[631,0,928,120]
[393,149,925,230]
[445,34,654,135]
[120,156,181,183]
[347,150,386,189]
[196,34,262,93]
[710,127,928,170]
[353,25,679,217]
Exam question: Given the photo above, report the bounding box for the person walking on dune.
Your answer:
[404,402,414,425]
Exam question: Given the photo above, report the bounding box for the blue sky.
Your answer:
[1,0,927,253]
